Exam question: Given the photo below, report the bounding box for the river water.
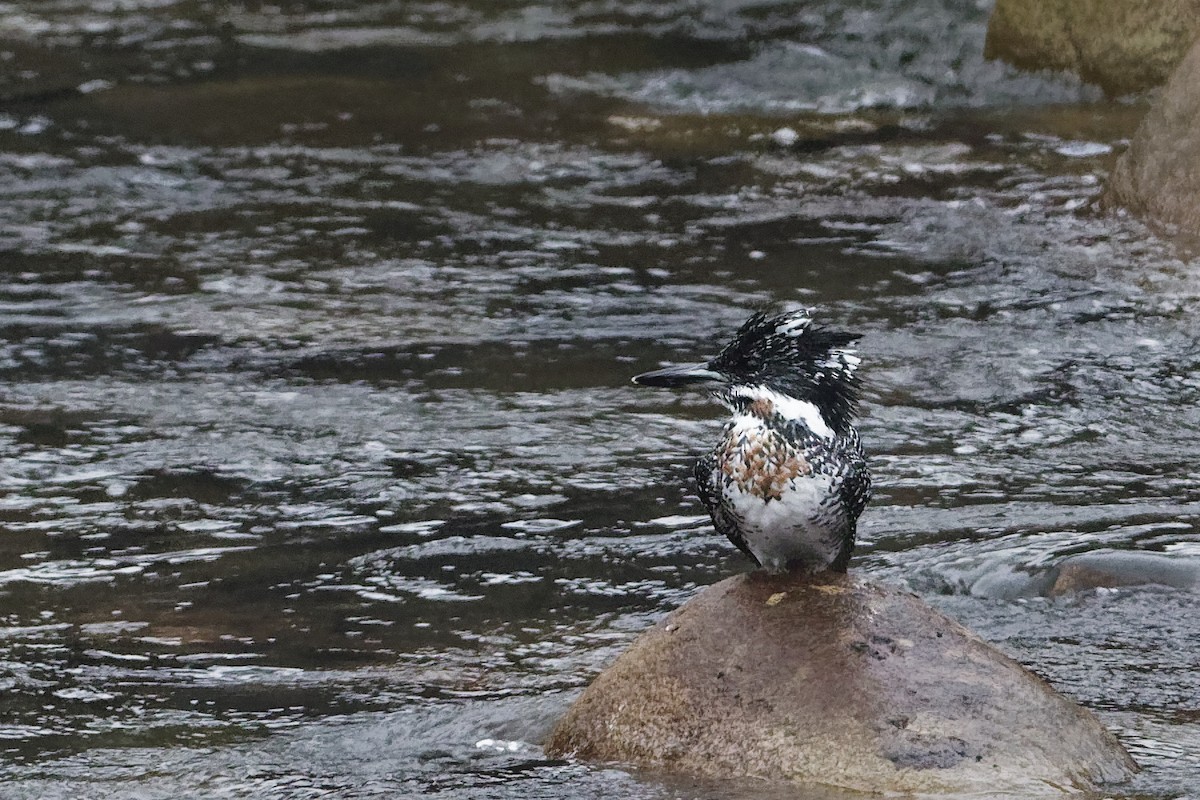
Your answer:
[0,1,1198,797]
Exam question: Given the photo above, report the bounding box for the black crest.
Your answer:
[709,309,863,432]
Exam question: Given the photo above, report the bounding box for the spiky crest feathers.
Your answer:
[708,309,863,433]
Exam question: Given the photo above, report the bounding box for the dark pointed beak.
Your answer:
[631,362,725,388]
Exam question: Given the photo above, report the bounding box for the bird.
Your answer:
[632,308,870,573]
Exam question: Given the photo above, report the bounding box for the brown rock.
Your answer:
[1104,38,1200,231]
[984,0,1200,96]
[1049,550,1200,596]
[546,571,1137,794]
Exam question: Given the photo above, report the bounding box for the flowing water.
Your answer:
[0,1,1198,797]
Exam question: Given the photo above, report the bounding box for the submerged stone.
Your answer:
[1049,550,1200,596]
[546,571,1137,794]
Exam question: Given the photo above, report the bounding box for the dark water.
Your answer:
[0,1,1198,797]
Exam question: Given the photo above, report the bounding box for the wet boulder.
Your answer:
[1103,38,1200,232]
[983,0,1200,96]
[1048,549,1200,596]
[545,571,1137,794]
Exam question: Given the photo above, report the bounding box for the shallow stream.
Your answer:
[0,1,1198,797]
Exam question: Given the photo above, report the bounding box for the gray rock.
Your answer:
[984,0,1200,96]
[546,571,1137,794]
[1104,38,1200,231]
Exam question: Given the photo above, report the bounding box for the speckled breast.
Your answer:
[717,420,813,503]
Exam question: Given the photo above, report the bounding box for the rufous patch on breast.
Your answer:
[721,429,812,501]
[748,397,774,418]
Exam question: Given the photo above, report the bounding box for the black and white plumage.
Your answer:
[633,309,871,573]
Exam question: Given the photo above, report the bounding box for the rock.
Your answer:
[1103,38,1200,231]
[1049,550,1200,596]
[983,0,1200,96]
[545,571,1137,794]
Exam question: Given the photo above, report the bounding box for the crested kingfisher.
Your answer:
[633,308,871,573]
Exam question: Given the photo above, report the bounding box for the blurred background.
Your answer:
[0,1,1198,797]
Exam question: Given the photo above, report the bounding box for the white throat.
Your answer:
[726,386,835,440]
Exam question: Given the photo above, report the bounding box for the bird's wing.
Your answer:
[694,453,760,565]
[824,431,871,571]
[837,430,872,524]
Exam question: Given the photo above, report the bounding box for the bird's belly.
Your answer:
[725,475,838,571]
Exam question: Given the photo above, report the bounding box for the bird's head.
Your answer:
[632,309,863,433]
